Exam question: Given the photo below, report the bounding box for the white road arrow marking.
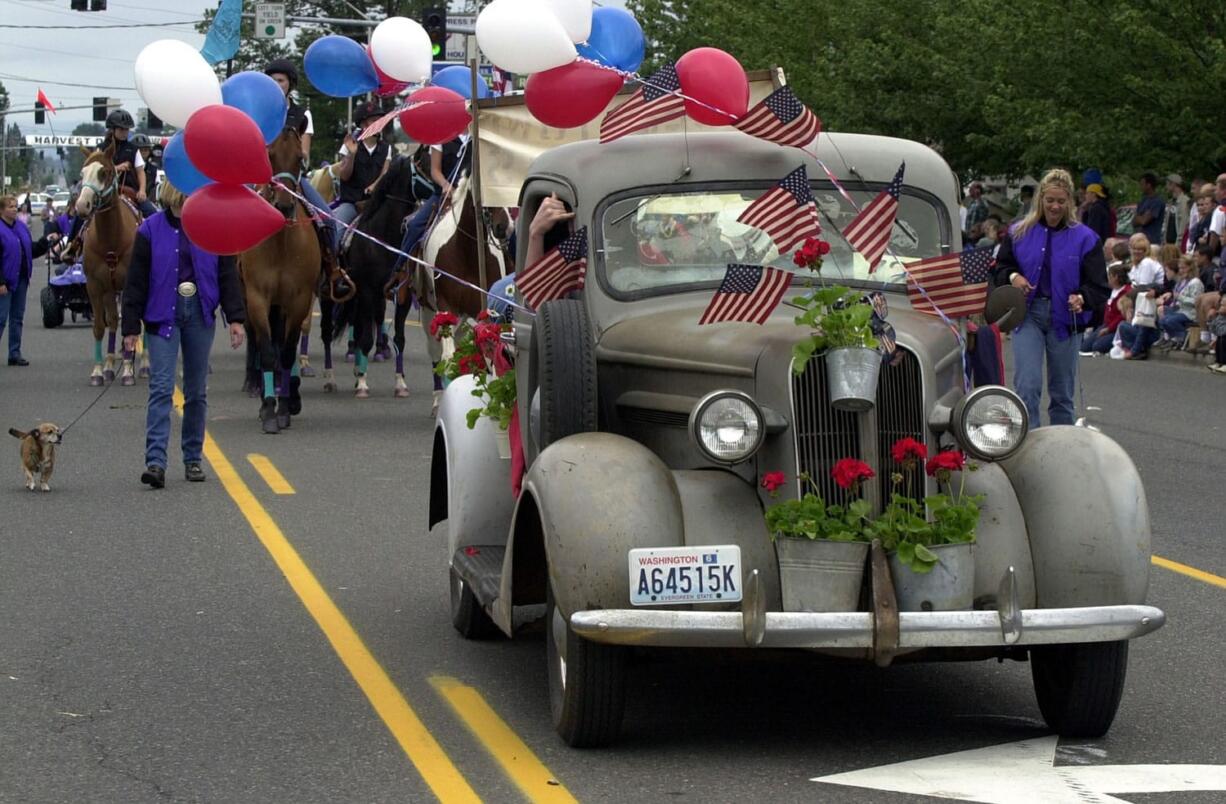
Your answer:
[812,736,1226,804]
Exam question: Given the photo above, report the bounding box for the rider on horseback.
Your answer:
[98,109,156,218]
[332,101,392,250]
[392,134,470,275]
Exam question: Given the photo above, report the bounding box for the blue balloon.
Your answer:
[430,65,491,100]
[304,35,379,98]
[163,131,212,196]
[222,71,287,145]
[576,8,645,74]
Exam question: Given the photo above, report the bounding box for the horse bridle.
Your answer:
[268,170,305,221]
[81,171,118,211]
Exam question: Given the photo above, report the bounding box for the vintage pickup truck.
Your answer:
[430,130,1163,747]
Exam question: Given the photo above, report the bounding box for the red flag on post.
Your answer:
[36,88,56,114]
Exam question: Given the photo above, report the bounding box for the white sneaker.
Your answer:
[1078,351,1095,357]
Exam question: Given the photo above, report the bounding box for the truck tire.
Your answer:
[1030,640,1128,738]
[547,582,626,747]
[534,299,596,450]
[41,287,63,329]
[449,567,499,640]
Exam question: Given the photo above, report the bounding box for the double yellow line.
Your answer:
[176,391,575,803]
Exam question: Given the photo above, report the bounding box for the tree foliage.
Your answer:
[627,0,1226,185]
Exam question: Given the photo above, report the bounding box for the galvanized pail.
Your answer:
[775,537,870,612]
[826,347,881,412]
[889,542,975,611]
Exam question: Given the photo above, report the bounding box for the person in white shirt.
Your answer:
[332,102,392,247]
[1118,233,1165,359]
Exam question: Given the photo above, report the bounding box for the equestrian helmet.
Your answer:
[131,133,152,148]
[105,109,136,130]
[354,101,382,124]
[264,58,299,89]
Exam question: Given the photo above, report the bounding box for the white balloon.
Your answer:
[134,40,222,128]
[476,0,577,75]
[370,16,433,84]
[545,0,592,44]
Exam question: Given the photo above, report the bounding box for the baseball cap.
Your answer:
[1165,173,1185,188]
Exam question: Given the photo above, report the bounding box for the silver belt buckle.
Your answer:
[177,281,197,298]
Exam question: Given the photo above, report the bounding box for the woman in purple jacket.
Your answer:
[1,194,60,366]
[121,182,246,488]
[993,169,1109,426]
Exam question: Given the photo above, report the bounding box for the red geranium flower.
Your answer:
[429,311,459,340]
[457,353,486,375]
[477,309,491,321]
[761,471,787,494]
[891,437,928,465]
[832,458,875,490]
[925,450,966,478]
[791,236,831,270]
[473,322,503,349]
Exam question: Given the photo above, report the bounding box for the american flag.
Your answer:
[905,246,996,319]
[733,86,820,148]
[736,166,819,253]
[842,162,905,273]
[517,226,588,308]
[698,264,794,325]
[599,64,686,144]
[359,107,400,142]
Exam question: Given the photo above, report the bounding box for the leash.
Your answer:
[58,371,121,440]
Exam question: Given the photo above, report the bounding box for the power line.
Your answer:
[0,40,137,64]
[0,72,135,91]
[0,19,202,30]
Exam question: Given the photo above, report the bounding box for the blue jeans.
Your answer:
[394,194,439,271]
[1117,322,1159,355]
[1159,311,1193,342]
[1080,329,1116,354]
[333,201,359,250]
[0,275,30,360]
[137,199,158,218]
[300,180,337,248]
[144,295,215,469]
[1013,297,1079,427]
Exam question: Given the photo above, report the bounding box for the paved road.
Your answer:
[1,269,1223,803]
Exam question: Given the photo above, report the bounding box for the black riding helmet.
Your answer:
[264,58,299,89]
[131,133,151,148]
[105,109,135,130]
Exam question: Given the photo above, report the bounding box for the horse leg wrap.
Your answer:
[106,331,117,356]
[263,371,276,400]
[299,334,310,355]
[356,352,369,374]
[291,361,300,378]
[395,350,405,374]
[432,362,444,392]
[93,340,104,363]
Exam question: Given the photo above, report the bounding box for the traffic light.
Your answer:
[90,0,107,9]
[71,0,87,9]
[71,0,106,10]
[93,97,108,122]
[35,101,45,125]
[423,9,446,59]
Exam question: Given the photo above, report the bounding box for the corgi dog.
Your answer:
[9,423,62,492]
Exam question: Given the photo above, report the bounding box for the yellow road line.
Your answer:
[1152,554,1226,590]
[174,389,480,803]
[246,453,295,495]
[430,676,577,804]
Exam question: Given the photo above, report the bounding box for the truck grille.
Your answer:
[791,348,926,507]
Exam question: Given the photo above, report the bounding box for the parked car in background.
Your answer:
[51,192,71,213]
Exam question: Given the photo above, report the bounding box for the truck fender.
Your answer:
[431,374,517,561]
[962,461,1036,608]
[999,426,1150,607]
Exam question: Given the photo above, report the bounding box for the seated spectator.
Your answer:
[1186,185,1218,256]
[1155,255,1203,349]
[1158,243,1181,294]
[976,218,1001,249]
[1193,243,1223,354]
[1117,233,1164,359]
[1081,263,1132,355]
[1207,296,1226,373]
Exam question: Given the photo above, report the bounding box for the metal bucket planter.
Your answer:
[774,537,869,612]
[826,347,881,412]
[493,426,511,460]
[889,542,975,611]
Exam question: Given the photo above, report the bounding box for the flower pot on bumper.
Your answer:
[826,346,880,412]
[774,536,869,612]
[888,542,975,611]
[494,426,511,460]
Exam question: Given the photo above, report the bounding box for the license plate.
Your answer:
[628,546,742,606]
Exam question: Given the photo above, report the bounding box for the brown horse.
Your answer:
[77,146,141,386]
[240,129,320,434]
[406,172,514,410]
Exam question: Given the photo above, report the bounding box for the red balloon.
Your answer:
[368,45,410,98]
[181,184,285,255]
[675,47,748,126]
[398,87,471,145]
[183,105,272,185]
[525,61,624,129]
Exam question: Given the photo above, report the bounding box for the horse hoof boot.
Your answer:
[260,398,279,434]
[89,375,103,387]
[121,374,135,387]
[300,364,316,378]
[354,385,370,399]
[103,369,116,382]
[138,366,150,379]
[394,387,410,399]
[276,410,292,430]
[372,351,386,363]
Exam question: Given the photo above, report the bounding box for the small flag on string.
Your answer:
[599,63,686,144]
[733,86,820,148]
[842,162,904,273]
[736,165,820,253]
[359,107,400,142]
[905,246,995,319]
[36,88,56,115]
[699,264,793,325]
[517,226,588,308]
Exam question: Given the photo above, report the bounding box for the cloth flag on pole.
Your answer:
[905,246,996,319]
[733,86,820,148]
[200,0,244,65]
[517,226,588,308]
[36,88,56,115]
[842,162,905,273]
[698,264,794,325]
[359,107,401,142]
[736,165,819,253]
[599,64,686,144]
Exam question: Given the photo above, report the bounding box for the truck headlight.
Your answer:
[952,386,1028,460]
[689,391,764,464]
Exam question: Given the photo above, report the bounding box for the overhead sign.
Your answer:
[812,736,1226,803]
[255,3,285,40]
[23,135,170,148]
[445,14,486,63]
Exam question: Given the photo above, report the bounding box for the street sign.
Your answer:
[445,14,485,63]
[255,3,285,40]
[24,135,106,147]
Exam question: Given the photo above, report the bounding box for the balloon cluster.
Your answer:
[134,40,288,254]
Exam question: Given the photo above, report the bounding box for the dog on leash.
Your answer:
[9,423,62,492]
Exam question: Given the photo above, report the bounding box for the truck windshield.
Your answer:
[599,184,951,296]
